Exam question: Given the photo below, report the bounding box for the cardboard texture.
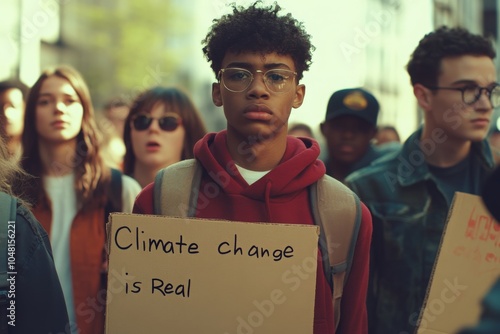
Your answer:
[105,213,319,334]
[417,192,500,334]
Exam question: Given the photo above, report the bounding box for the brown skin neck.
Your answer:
[226,127,288,171]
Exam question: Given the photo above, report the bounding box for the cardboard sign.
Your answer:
[105,214,319,334]
[417,192,500,334]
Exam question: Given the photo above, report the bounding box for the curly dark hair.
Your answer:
[407,26,496,87]
[202,1,314,81]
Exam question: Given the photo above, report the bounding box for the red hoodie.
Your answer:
[134,131,371,334]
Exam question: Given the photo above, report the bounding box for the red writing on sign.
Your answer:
[465,207,500,247]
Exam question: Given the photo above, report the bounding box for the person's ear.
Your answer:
[320,121,327,136]
[292,84,305,109]
[212,82,223,107]
[413,84,433,112]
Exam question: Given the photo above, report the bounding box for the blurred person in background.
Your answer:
[0,134,69,334]
[0,79,29,160]
[374,125,401,146]
[15,65,141,334]
[103,97,130,139]
[288,122,315,138]
[123,86,207,188]
[98,97,130,170]
[320,87,398,182]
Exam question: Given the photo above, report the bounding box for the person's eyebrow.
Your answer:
[224,62,251,69]
[262,63,292,70]
[224,62,292,70]
[38,92,78,98]
[450,79,492,86]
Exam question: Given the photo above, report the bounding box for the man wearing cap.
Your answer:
[320,87,397,182]
[345,27,497,334]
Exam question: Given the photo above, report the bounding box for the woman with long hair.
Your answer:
[18,65,141,334]
[123,86,207,187]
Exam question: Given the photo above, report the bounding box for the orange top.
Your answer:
[34,199,106,334]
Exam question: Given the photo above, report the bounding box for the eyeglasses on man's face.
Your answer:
[218,68,297,93]
[426,84,500,108]
[131,114,182,132]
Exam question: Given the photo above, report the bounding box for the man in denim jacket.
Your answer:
[345,26,497,334]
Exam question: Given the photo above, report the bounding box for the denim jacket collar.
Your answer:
[396,127,494,187]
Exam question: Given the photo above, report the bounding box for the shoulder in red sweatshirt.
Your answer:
[134,131,372,334]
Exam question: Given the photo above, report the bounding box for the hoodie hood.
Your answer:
[194,131,325,201]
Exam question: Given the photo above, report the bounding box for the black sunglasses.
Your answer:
[132,114,182,132]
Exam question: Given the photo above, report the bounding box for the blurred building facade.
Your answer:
[0,0,43,85]
[433,0,500,132]
[358,0,433,141]
[0,0,222,131]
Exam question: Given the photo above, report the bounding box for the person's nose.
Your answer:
[475,88,493,112]
[341,127,357,139]
[148,119,161,133]
[246,71,270,99]
[54,101,67,114]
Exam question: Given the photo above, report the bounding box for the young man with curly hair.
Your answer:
[133,2,372,333]
[345,26,498,334]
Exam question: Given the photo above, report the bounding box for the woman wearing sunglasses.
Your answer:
[17,65,141,334]
[123,86,207,188]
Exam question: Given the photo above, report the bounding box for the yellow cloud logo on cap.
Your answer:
[343,92,368,111]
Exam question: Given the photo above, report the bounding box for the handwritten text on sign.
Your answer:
[417,192,500,334]
[105,214,319,334]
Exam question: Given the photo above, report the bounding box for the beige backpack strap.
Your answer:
[153,159,201,217]
[310,175,361,330]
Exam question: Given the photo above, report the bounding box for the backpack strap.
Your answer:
[0,192,17,333]
[153,159,201,217]
[0,192,16,282]
[105,168,123,222]
[309,175,362,330]
[103,169,123,290]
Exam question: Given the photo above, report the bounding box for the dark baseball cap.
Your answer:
[324,88,380,126]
